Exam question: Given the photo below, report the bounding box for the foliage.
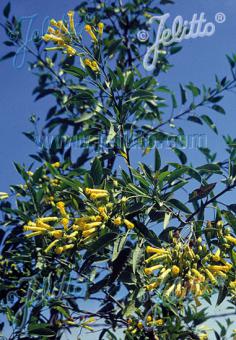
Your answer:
[0,1,236,339]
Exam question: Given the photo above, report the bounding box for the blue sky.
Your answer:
[1,0,236,338]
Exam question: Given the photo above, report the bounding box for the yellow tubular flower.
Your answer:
[56,201,67,216]
[63,244,74,251]
[48,27,56,34]
[55,246,64,255]
[146,281,158,291]
[40,217,58,222]
[25,231,44,238]
[113,217,122,225]
[146,316,152,323]
[225,235,236,245]
[42,34,64,43]
[216,271,227,279]
[57,20,69,34]
[155,319,164,326]
[91,61,99,72]
[124,219,134,229]
[195,283,201,296]
[85,188,108,195]
[157,268,171,283]
[67,10,76,34]
[205,269,217,284]
[24,226,47,232]
[146,246,168,255]
[65,231,78,239]
[90,192,108,200]
[144,264,163,275]
[229,280,236,289]
[175,281,182,297]
[50,19,58,27]
[82,228,97,238]
[83,221,102,230]
[36,219,54,230]
[171,265,180,276]
[164,283,175,298]
[137,321,143,329]
[144,254,168,264]
[65,45,77,56]
[84,24,98,42]
[84,58,92,67]
[61,217,69,231]
[52,161,61,168]
[191,269,205,282]
[98,206,108,220]
[208,265,232,272]
[98,22,104,36]
[50,230,64,239]
[75,216,91,224]
[45,239,60,253]
[212,248,221,261]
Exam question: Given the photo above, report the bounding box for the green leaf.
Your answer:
[179,84,187,105]
[63,65,86,79]
[216,285,228,306]
[85,233,118,258]
[91,157,103,185]
[168,198,191,214]
[3,2,11,18]
[29,324,55,337]
[201,114,218,134]
[187,116,203,125]
[154,147,161,171]
[112,233,128,262]
[197,163,222,174]
[0,51,16,61]
[132,242,143,273]
[172,148,187,164]
[74,112,95,123]
[212,104,225,114]
[163,212,172,229]
[107,123,117,143]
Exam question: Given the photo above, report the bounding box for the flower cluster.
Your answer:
[42,11,77,56]
[126,316,164,337]
[84,22,104,43]
[144,236,232,300]
[23,187,135,255]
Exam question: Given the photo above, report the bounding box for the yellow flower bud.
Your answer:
[124,219,134,229]
[144,264,162,275]
[113,217,122,225]
[155,319,164,326]
[55,246,64,255]
[205,269,217,284]
[67,10,76,34]
[171,265,180,276]
[137,321,143,329]
[225,235,236,245]
[45,239,59,253]
[82,228,97,238]
[50,230,64,238]
[98,22,104,36]
[52,161,61,168]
